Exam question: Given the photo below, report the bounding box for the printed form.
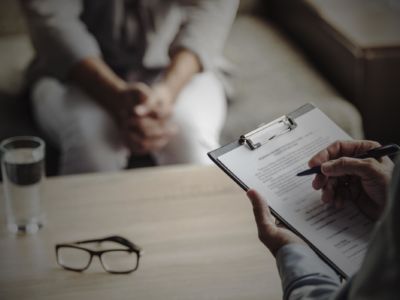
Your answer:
[218,108,373,277]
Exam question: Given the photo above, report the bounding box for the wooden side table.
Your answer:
[0,165,283,300]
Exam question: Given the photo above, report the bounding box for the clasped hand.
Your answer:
[247,140,394,256]
[114,82,178,155]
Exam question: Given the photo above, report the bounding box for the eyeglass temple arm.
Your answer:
[72,235,142,252]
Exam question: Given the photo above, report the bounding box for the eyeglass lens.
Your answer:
[57,247,138,273]
[101,250,138,273]
[57,247,91,271]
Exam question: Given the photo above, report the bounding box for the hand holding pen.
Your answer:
[303,140,397,220]
[297,143,399,176]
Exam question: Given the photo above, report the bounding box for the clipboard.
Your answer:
[209,104,314,190]
[208,103,372,279]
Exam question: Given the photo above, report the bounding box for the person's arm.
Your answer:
[20,1,132,118]
[247,190,341,300]
[246,140,394,299]
[20,0,101,80]
[134,0,239,120]
[71,57,177,155]
[135,49,201,119]
[276,244,342,300]
[170,0,239,71]
[157,48,202,101]
[69,57,129,121]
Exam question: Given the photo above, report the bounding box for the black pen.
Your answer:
[296,143,400,177]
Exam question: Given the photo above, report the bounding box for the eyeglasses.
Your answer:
[55,235,143,274]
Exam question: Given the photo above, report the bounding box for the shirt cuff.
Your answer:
[276,244,341,297]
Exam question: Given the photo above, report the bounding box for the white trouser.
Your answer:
[31,72,226,174]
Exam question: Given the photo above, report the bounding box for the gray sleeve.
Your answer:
[171,0,239,71]
[276,244,343,300]
[20,0,101,80]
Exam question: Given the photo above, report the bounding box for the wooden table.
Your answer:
[0,165,282,300]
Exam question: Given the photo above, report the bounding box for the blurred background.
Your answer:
[0,0,399,176]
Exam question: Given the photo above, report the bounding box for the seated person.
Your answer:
[247,140,399,299]
[20,0,239,174]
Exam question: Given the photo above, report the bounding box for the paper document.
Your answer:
[217,107,373,277]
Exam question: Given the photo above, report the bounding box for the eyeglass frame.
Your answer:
[55,235,143,274]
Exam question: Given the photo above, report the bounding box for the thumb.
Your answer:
[247,189,274,226]
[321,157,374,178]
[132,82,152,101]
[132,83,153,116]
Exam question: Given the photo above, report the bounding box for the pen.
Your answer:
[296,143,400,177]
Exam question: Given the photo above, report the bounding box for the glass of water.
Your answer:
[0,136,45,234]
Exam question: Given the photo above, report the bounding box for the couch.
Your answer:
[267,0,400,145]
[0,0,364,176]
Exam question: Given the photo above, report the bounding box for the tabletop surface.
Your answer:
[0,165,282,300]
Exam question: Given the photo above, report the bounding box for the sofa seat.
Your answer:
[221,15,363,144]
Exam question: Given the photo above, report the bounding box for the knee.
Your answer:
[31,78,66,115]
[59,115,128,172]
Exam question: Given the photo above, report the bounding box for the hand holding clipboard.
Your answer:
[208,104,388,278]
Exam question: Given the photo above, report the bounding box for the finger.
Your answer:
[134,104,152,117]
[321,157,382,180]
[130,82,152,101]
[126,117,176,139]
[127,118,166,138]
[312,174,327,190]
[127,83,153,116]
[152,105,172,119]
[134,98,170,118]
[335,177,352,209]
[246,189,275,230]
[308,140,381,167]
[321,178,337,204]
[132,92,162,118]
[124,122,171,154]
[134,97,157,117]
[142,97,174,120]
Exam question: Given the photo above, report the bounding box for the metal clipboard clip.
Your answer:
[239,115,297,150]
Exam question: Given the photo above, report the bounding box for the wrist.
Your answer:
[102,80,130,119]
[159,48,201,100]
[152,82,176,104]
[71,57,128,113]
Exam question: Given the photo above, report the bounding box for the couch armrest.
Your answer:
[267,0,400,144]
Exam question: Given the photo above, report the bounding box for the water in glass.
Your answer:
[1,138,45,234]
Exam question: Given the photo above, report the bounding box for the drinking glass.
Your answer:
[0,136,45,234]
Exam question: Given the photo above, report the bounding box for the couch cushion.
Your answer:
[0,34,33,95]
[221,15,363,144]
[0,92,36,140]
[0,0,27,36]
[306,0,400,48]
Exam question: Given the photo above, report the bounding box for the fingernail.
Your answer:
[312,179,320,190]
